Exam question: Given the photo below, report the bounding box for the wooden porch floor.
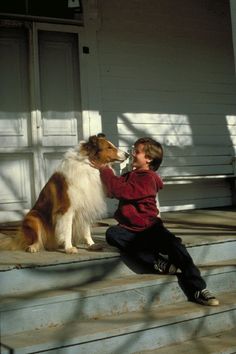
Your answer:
[0,206,235,270]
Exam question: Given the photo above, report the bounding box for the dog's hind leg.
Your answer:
[55,209,78,254]
[21,216,45,253]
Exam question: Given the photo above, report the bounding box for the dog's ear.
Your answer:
[97,133,106,138]
[82,134,106,157]
[88,133,105,146]
[88,135,99,146]
[80,135,99,157]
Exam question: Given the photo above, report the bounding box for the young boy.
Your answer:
[91,137,219,306]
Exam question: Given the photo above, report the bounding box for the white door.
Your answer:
[0,23,83,222]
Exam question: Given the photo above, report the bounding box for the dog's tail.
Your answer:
[0,211,46,252]
[0,211,56,252]
[0,234,24,250]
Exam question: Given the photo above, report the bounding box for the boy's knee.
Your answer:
[105,226,117,245]
[105,232,112,245]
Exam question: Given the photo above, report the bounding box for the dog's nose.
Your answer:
[125,152,130,158]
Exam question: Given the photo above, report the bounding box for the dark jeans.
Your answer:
[106,221,206,297]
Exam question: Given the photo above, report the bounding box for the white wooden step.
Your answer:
[135,327,236,354]
[1,291,236,354]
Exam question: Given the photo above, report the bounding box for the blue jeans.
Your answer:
[106,221,206,296]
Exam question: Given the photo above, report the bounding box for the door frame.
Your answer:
[0,20,102,221]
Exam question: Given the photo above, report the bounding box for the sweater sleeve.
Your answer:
[99,167,158,200]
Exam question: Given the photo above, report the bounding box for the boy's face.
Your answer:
[131,143,151,170]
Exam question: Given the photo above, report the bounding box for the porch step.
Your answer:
[0,234,236,296]
[135,327,236,354]
[1,221,236,353]
[1,261,236,336]
[1,291,236,354]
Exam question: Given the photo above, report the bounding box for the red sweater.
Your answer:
[99,167,163,231]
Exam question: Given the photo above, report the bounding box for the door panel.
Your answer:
[44,153,63,180]
[0,28,30,147]
[39,31,81,146]
[0,154,33,211]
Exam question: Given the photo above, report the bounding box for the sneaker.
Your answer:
[154,255,178,274]
[194,289,219,306]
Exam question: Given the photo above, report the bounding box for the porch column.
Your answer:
[230,1,236,74]
[229,1,236,204]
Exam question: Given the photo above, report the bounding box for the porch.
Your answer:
[0,207,236,353]
[0,206,236,269]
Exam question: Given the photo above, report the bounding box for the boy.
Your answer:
[91,137,219,306]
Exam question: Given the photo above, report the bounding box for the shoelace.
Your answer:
[156,259,168,272]
[195,289,213,299]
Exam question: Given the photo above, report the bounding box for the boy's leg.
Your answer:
[106,225,135,250]
[148,223,219,305]
[107,224,218,305]
[146,223,219,305]
[149,222,206,295]
[106,225,156,264]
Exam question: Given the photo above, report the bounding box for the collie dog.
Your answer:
[0,134,128,254]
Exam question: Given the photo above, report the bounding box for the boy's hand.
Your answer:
[89,159,107,170]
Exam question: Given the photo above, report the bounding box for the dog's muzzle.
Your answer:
[118,150,129,161]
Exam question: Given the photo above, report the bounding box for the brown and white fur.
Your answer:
[0,134,128,254]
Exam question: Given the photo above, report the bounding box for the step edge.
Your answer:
[1,291,236,352]
[1,239,236,272]
[134,327,236,354]
[1,265,235,310]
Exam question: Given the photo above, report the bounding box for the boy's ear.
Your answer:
[146,156,152,163]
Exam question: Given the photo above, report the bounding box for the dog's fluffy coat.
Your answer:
[0,135,127,254]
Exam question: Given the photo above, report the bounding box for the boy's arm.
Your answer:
[99,167,158,200]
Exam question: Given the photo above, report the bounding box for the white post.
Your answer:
[229,2,236,205]
[230,1,236,75]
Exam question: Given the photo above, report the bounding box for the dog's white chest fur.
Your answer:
[57,152,107,222]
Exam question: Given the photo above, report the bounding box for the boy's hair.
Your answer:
[134,137,163,171]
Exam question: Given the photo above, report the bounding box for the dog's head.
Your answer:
[80,133,129,164]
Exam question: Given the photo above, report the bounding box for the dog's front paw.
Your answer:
[87,243,103,251]
[26,244,40,253]
[65,246,79,254]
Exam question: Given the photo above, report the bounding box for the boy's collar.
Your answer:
[132,168,153,173]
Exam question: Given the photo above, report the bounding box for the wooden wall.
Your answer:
[97,0,236,211]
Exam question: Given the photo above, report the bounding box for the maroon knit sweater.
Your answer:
[99,167,163,231]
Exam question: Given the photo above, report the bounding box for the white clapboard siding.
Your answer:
[102,101,236,115]
[103,112,236,125]
[116,124,233,136]
[98,0,236,211]
[108,135,234,149]
[160,180,231,202]
[159,179,232,211]
[160,165,233,177]
[103,89,236,106]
